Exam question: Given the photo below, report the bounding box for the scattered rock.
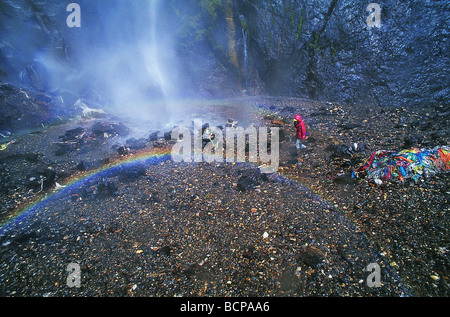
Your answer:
[81,178,119,199]
[164,132,172,141]
[0,153,39,164]
[226,118,238,129]
[339,123,361,130]
[126,138,147,150]
[261,171,279,182]
[149,132,159,141]
[402,134,421,149]
[158,245,172,257]
[96,179,119,198]
[117,146,129,156]
[0,83,57,132]
[0,97,447,298]
[92,121,130,137]
[76,160,88,171]
[76,99,107,119]
[331,143,366,159]
[61,127,85,142]
[116,164,147,183]
[295,246,326,268]
[25,168,57,192]
[236,168,261,191]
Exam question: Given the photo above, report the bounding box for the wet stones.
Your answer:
[261,171,279,182]
[76,160,88,171]
[92,121,130,138]
[0,83,57,132]
[54,143,71,156]
[10,230,41,245]
[1,97,447,297]
[338,122,361,131]
[164,132,172,141]
[25,168,57,192]
[158,245,173,257]
[236,168,261,191]
[62,127,85,142]
[76,158,109,172]
[117,145,129,156]
[75,164,147,200]
[332,175,358,185]
[80,178,119,199]
[226,118,239,129]
[126,138,147,150]
[295,246,326,268]
[24,65,45,91]
[149,132,159,141]
[236,166,282,191]
[55,127,89,156]
[402,134,421,149]
[96,179,119,198]
[76,100,107,119]
[55,121,133,156]
[0,153,39,164]
[278,129,287,142]
[242,245,257,260]
[331,143,366,159]
[116,164,147,183]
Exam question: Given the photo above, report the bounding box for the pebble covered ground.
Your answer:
[0,97,448,297]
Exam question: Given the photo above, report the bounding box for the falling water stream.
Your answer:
[242,27,249,92]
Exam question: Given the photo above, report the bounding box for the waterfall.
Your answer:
[93,0,173,124]
[28,0,178,125]
[240,14,249,93]
[145,0,169,98]
[242,27,249,92]
[71,0,176,124]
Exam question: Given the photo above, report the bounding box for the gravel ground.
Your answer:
[0,97,448,297]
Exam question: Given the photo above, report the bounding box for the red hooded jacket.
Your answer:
[294,115,306,140]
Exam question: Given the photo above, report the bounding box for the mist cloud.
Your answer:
[40,0,181,124]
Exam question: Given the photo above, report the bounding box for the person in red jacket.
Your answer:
[294,114,307,150]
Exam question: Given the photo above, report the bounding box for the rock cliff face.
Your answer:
[0,0,448,114]
[237,0,449,108]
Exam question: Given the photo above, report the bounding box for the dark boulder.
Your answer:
[149,132,159,141]
[0,83,56,132]
[61,127,85,142]
[81,178,119,199]
[236,168,261,191]
[295,246,326,268]
[126,138,147,150]
[25,168,57,191]
[116,164,147,183]
[92,121,130,138]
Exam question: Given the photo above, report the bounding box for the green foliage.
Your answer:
[199,0,223,22]
[240,17,248,31]
[309,31,321,51]
[168,0,224,52]
[295,6,305,41]
[330,47,337,62]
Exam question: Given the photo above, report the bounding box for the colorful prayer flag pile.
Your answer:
[352,146,450,184]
